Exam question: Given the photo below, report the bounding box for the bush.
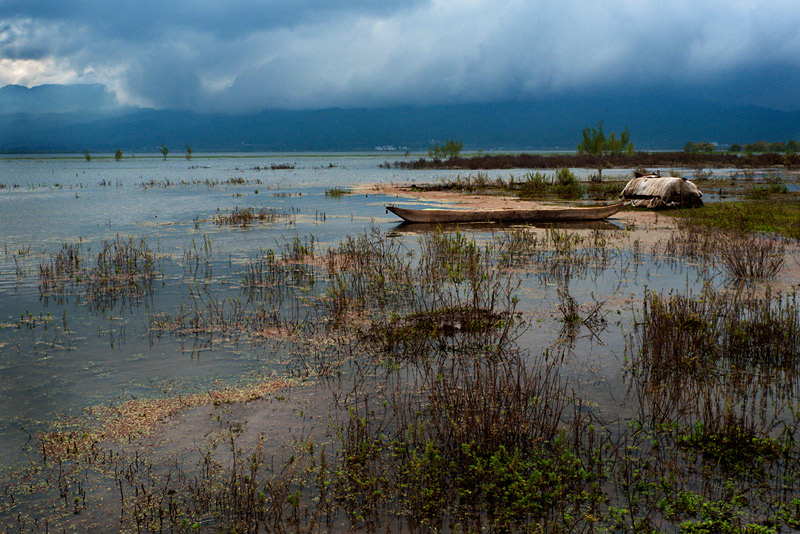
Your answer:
[552,168,585,200]
[519,172,549,199]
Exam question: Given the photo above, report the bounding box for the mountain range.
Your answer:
[2,84,799,153]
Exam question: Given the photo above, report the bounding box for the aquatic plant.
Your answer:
[637,285,800,374]
[668,201,800,239]
[718,230,785,280]
[552,167,585,200]
[214,206,287,227]
[518,171,550,199]
[324,187,350,198]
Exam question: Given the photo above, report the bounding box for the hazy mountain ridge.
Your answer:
[0,84,120,114]
[1,84,798,153]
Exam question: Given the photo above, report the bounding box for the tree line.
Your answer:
[685,140,799,153]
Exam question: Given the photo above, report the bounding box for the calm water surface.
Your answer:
[0,153,709,469]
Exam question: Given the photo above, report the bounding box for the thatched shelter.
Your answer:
[620,173,703,208]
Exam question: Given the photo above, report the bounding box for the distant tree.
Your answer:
[768,141,786,153]
[428,140,463,159]
[729,143,742,153]
[578,122,607,157]
[684,141,715,153]
[577,121,633,179]
[185,145,193,160]
[115,149,123,161]
[578,121,634,157]
[84,149,91,162]
[744,141,768,154]
[606,130,634,156]
[160,145,169,160]
[787,139,799,153]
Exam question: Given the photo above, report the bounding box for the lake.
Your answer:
[1,153,797,532]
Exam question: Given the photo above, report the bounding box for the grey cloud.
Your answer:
[2,0,800,111]
[0,0,427,41]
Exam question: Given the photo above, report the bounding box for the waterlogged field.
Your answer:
[1,154,799,533]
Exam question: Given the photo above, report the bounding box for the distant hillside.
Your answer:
[1,85,798,153]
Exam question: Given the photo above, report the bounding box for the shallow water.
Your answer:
[0,153,717,471]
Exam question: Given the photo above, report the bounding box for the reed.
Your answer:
[214,206,286,227]
[637,285,800,374]
[668,200,800,239]
[324,187,350,198]
[38,242,83,296]
[14,211,800,532]
[718,230,785,280]
[556,286,607,342]
[519,171,550,199]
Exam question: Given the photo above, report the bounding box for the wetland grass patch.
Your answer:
[657,221,787,280]
[623,282,800,532]
[667,200,800,239]
[324,187,350,198]
[637,285,800,374]
[37,236,161,309]
[12,213,800,533]
[213,206,289,227]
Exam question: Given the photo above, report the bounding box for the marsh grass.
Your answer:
[552,167,585,200]
[492,226,540,268]
[519,171,550,199]
[745,183,789,199]
[438,171,502,193]
[427,168,593,201]
[37,236,160,310]
[718,231,786,280]
[638,285,800,374]
[38,242,83,297]
[324,187,350,198]
[587,179,625,200]
[556,286,608,342]
[279,234,316,261]
[14,210,800,533]
[140,177,265,189]
[621,282,800,533]
[658,221,786,280]
[668,201,800,239]
[84,236,160,309]
[517,168,587,200]
[331,338,604,530]
[214,206,288,227]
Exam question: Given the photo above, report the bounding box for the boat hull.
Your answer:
[386,202,625,224]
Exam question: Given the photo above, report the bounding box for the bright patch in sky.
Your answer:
[0,58,78,86]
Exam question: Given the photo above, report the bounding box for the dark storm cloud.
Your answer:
[1,0,799,111]
[0,0,425,42]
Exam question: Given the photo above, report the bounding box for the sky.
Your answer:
[1,0,800,112]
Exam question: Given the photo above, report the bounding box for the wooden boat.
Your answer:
[386,202,625,224]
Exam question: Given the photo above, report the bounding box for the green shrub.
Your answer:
[552,168,585,200]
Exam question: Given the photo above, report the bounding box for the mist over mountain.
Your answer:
[1,84,798,153]
[0,84,120,114]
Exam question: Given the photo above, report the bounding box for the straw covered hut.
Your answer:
[620,172,703,208]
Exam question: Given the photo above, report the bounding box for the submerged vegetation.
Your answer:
[213,206,291,227]
[4,159,800,533]
[38,236,161,310]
